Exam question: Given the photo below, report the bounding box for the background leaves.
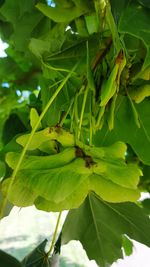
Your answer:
[0,0,150,266]
[93,97,150,166]
[118,0,150,69]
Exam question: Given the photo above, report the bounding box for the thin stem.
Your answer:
[48,212,62,256]
[59,98,74,127]
[92,38,112,70]
[89,99,93,146]
[42,61,76,74]
[49,79,64,89]
[70,93,78,143]
[70,93,78,133]
[70,104,75,132]
[95,105,105,129]
[0,63,78,218]
[78,85,89,140]
[74,92,79,125]
[105,0,121,53]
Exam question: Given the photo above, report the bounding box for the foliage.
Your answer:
[62,193,150,267]
[0,0,150,266]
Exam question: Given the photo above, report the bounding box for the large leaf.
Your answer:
[110,0,130,24]
[40,78,79,126]
[29,23,66,59]
[62,193,150,267]
[2,139,141,211]
[43,33,101,71]
[0,57,23,82]
[0,0,43,51]
[119,0,150,68]
[36,3,90,23]
[93,97,150,165]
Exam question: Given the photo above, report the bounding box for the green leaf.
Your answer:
[1,113,28,146]
[0,0,43,51]
[119,1,150,69]
[110,0,130,24]
[122,236,133,256]
[12,12,43,51]
[29,23,66,59]
[40,32,101,79]
[0,0,20,25]
[71,0,93,9]
[141,198,150,214]
[75,17,89,37]
[22,239,51,267]
[0,188,13,219]
[62,193,150,267]
[93,97,150,165]
[16,128,51,150]
[16,127,75,149]
[3,139,141,210]
[105,1,121,52]
[36,3,90,23]
[0,134,22,160]
[129,84,150,103]
[54,0,74,8]
[0,90,21,148]
[0,160,5,179]
[18,0,36,17]
[0,57,22,82]
[0,250,21,267]
[139,165,150,192]
[4,155,90,208]
[85,12,98,34]
[30,108,41,130]
[34,182,88,212]
[100,64,118,106]
[29,38,50,59]
[2,177,38,207]
[127,94,140,128]
[40,79,78,126]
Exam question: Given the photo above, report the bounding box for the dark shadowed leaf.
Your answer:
[138,0,150,8]
[22,239,51,267]
[62,193,150,267]
[110,0,130,24]
[141,198,150,214]
[0,250,21,267]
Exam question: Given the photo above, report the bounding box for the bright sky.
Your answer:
[0,39,150,267]
[0,39,8,57]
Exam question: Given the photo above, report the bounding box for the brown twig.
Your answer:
[92,37,112,70]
